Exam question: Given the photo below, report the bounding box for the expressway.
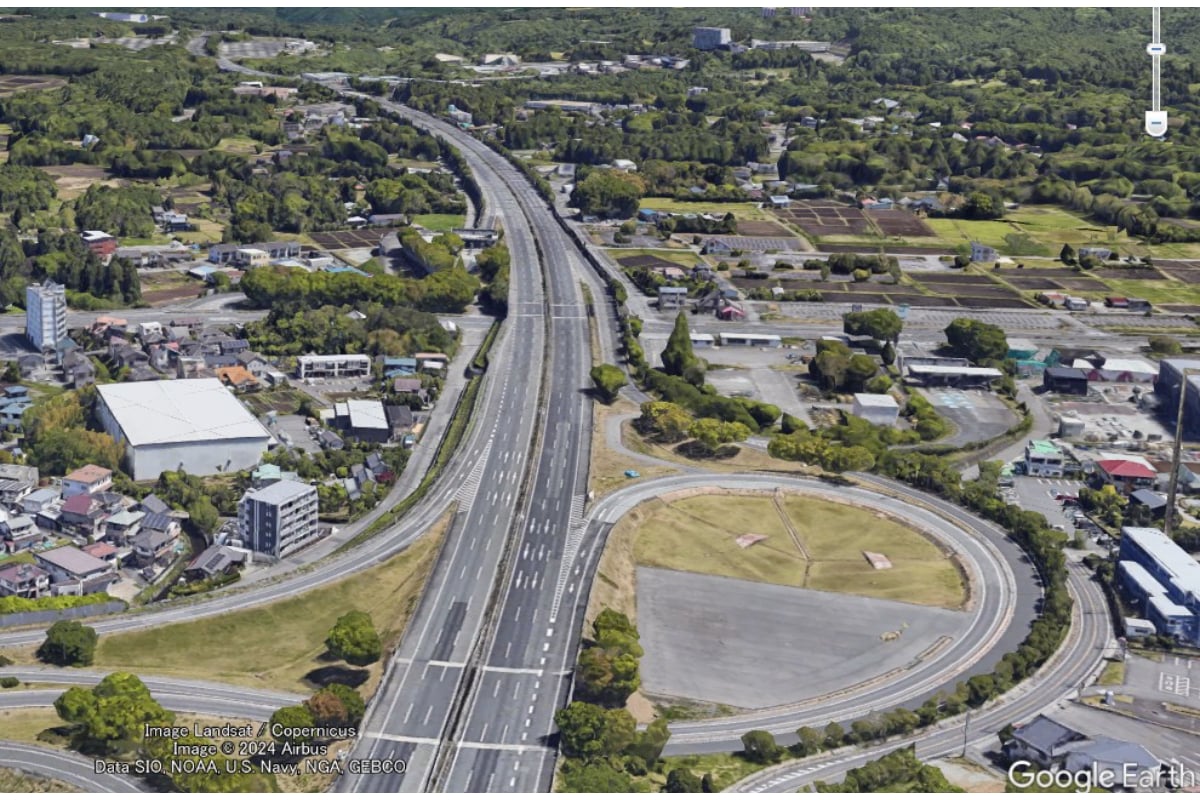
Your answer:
[337,95,598,794]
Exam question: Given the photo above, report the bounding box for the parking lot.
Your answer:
[1008,476,1087,532]
[266,413,321,455]
[1126,652,1200,710]
[919,387,1018,449]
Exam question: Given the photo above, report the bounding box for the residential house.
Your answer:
[1061,738,1160,791]
[61,350,96,389]
[386,405,415,439]
[1,514,41,552]
[103,508,145,543]
[236,351,270,377]
[1002,714,1087,768]
[366,453,394,482]
[0,395,31,430]
[658,286,688,309]
[250,463,300,489]
[0,563,50,599]
[392,377,423,395]
[20,487,59,516]
[82,541,120,567]
[414,352,448,373]
[131,527,177,567]
[35,546,118,595]
[184,544,248,581]
[0,464,38,504]
[216,366,261,392]
[139,494,171,515]
[140,511,182,543]
[970,241,998,262]
[383,357,418,378]
[317,430,345,450]
[60,493,109,541]
[61,465,113,499]
[221,339,251,355]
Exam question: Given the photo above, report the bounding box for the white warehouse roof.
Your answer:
[97,379,270,446]
[347,399,388,431]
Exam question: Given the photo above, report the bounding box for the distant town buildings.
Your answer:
[25,281,67,353]
[238,478,320,559]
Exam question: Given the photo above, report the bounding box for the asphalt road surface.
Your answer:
[0,740,145,793]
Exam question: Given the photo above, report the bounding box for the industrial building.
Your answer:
[905,363,1002,387]
[238,478,319,559]
[1071,357,1156,383]
[1024,439,1066,477]
[96,379,273,481]
[1156,358,1200,436]
[25,281,67,353]
[1118,526,1200,645]
[851,393,899,426]
[1042,366,1089,396]
[335,399,392,443]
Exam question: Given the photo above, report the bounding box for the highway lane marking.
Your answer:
[483,665,546,676]
[364,732,440,746]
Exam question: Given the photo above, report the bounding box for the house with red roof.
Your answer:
[1094,457,1158,495]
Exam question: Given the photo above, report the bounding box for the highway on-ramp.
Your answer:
[0,740,145,793]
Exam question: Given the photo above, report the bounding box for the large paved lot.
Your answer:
[637,566,970,709]
[1009,476,1085,532]
[918,387,1017,449]
[1125,652,1200,710]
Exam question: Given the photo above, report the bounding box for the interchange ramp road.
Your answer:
[338,97,595,794]
[581,473,1038,753]
[0,667,303,718]
[731,559,1112,792]
[0,688,276,723]
[0,741,145,793]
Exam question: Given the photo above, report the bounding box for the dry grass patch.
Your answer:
[589,398,675,498]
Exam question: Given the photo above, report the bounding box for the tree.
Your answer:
[269,705,316,745]
[741,729,783,764]
[1149,335,1183,356]
[666,769,703,792]
[558,759,635,792]
[1059,243,1076,265]
[626,717,670,765]
[305,683,366,727]
[881,341,896,367]
[54,672,173,755]
[843,308,902,344]
[635,401,692,444]
[661,312,703,385]
[823,721,845,749]
[187,496,220,536]
[953,254,971,268]
[794,726,824,757]
[38,620,98,667]
[590,363,627,404]
[943,318,1008,363]
[554,702,636,759]
[325,610,383,666]
[960,191,1004,219]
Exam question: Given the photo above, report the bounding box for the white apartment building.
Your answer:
[238,479,319,558]
[26,281,67,353]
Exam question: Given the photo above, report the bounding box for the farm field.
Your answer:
[605,247,699,268]
[639,198,777,222]
[0,74,67,96]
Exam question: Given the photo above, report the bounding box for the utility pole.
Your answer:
[1164,368,1191,539]
[960,710,970,757]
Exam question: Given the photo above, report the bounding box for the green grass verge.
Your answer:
[641,752,767,791]
[1099,278,1200,305]
[412,213,466,232]
[1096,658,1126,686]
[94,521,445,693]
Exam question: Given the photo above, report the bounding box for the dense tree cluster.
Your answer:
[576,609,643,707]
[814,746,962,793]
[569,169,645,219]
[22,389,124,477]
[240,265,479,316]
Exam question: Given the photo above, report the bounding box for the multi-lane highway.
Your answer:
[0,741,144,793]
[337,94,599,794]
